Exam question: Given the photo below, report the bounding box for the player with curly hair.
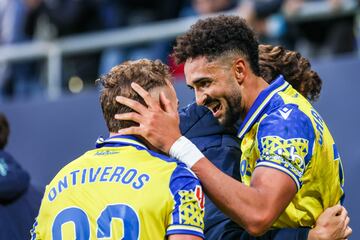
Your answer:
[115,15,351,239]
[179,44,344,240]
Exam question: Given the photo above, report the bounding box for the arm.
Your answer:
[191,159,295,236]
[115,84,352,239]
[169,235,203,240]
[115,83,296,235]
[180,107,351,240]
[166,164,205,239]
[308,205,352,240]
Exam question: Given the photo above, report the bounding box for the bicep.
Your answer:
[250,166,297,221]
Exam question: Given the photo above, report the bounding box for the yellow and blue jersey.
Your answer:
[238,75,344,228]
[31,135,205,239]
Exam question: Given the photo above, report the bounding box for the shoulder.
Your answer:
[169,164,200,194]
[170,164,199,182]
[143,150,199,190]
[146,148,177,161]
[258,104,315,140]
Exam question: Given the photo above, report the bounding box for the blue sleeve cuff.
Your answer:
[255,160,302,191]
[166,225,204,239]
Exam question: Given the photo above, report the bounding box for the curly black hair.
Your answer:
[173,15,260,76]
[259,45,322,102]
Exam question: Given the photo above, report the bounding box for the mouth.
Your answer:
[206,101,222,117]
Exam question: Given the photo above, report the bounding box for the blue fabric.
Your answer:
[95,135,180,164]
[0,151,30,202]
[179,103,241,238]
[0,150,42,239]
[238,75,289,139]
[179,102,310,239]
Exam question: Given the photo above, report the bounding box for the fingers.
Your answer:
[344,216,350,227]
[115,112,144,136]
[160,91,175,113]
[131,82,159,109]
[339,207,351,239]
[116,96,148,115]
[344,226,352,238]
[115,112,143,124]
[341,214,350,236]
[339,206,348,221]
[118,126,142,136]
[328,204,343,216]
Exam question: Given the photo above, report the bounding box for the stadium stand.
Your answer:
[0,1,359,238]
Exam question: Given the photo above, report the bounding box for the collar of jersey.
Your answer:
[237,75,289,139]
[95,135,148,149]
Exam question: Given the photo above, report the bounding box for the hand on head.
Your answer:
[115,82,181,153]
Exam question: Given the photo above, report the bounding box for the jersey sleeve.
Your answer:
[256,105,315,190]
[166,164,205,239]
[30,218,40,240]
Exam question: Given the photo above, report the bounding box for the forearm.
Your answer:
[192,158,275,235]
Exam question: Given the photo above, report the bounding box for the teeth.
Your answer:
[208,102,220,113]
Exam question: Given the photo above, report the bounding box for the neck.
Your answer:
[241,75,269,120]
[109,132,120,137]
[109,132,160,153]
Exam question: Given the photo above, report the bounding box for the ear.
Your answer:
[233,58,247,85]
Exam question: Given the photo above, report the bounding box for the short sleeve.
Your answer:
[256,105,315,190]
[166,164,205,239]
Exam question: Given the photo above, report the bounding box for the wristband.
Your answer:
[169,136,204,168]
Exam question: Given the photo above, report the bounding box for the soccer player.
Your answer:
[115,16,351,238]
[179,44,345,239]
[31,60,205,240]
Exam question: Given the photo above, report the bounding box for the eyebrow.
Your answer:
[191,77,211,86]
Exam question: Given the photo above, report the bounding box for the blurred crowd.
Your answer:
[0,0,359,101]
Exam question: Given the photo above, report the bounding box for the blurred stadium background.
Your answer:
[1,0,359,237]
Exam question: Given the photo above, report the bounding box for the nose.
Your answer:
[195,91,207,106]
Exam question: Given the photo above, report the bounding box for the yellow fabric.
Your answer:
[32,137,204,239]
[239,77,344,228]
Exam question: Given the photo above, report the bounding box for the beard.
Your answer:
[204,89,242,129]
[220,93,243,129]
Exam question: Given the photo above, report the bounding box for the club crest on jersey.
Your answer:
[195,185,205,210]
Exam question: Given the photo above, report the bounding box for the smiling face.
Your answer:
[184,56,244,128]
